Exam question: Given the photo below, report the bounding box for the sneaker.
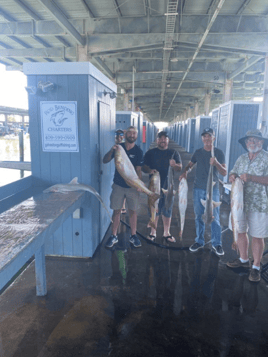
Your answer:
[212,245,224,256]
[249,268,261,282]
[129,234,141,248]
[105,234,118,248]
[189,242,204,252]
[226,258,251,269]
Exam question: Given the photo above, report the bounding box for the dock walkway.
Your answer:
[0,146,268,357]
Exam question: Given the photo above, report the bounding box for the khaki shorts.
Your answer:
[236,211,268,238]
[110,183,140,211]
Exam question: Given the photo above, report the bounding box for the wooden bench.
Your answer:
[0,190,86,296]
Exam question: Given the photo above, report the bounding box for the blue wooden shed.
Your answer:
[116,111,139,132]
[179,121,184,147]
[194,116,211,151]
[23,62,116,258]
[211,108,220,146]
[217,100,262,181]
[186,118,196,153]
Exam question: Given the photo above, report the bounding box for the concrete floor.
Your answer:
[1,148,268,356]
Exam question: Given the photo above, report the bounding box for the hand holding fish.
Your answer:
[149,169,158,175]
[240,173,252,183]
[170,159,176,167]
[229,174,237,183]
[210,157,218,166]
[179,172,187,181]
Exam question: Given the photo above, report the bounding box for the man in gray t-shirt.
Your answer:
[179,128,226,256]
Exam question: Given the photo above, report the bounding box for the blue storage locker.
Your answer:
[23,62,116,258]
[179,121,184,146]
[217,100,262,182]
[194,116,211,151]
[183,120,189,149]
[211,108,220,146]
[116,111,139,132]
[136,111,143,147]
[186,118,196,153]
[142,120,148,153]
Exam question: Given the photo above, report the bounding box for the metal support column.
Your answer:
[187,106,192,118]
[223,78,233,103]
[194,101,199,117]
[204,93,211,116]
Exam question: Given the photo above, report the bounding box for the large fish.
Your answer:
[178,177,188,238]
[43,177,113,222]
[162,153,176,210]
[200,145,221,224]
[230,177,244,250]
[147,171,160,229]
[114,145,160,204]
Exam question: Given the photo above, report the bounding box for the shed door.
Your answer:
[98,101,113,240]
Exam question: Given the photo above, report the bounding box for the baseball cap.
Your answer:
[115,129,124,135]
[157,131,169,138]
[201,128,215,136]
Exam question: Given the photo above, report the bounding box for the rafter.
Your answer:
[36,0,85,46]
[236,0,252,16]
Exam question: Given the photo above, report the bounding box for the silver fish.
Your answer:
[230,177,244,250]
[148,171,160,230]
[178,177,188,238]
[114,145,160,204]
[43,177,113,222]
[200,146,221,224]
[162,153,176,211]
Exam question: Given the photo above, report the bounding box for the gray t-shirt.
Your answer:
[191,147,225,190]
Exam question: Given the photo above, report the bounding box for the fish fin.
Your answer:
[213,201,222,208]
[200,199,206,207]
[69,177,79,185]
[213,181,216,187]
[162,188,168,195]
[151,193,161,205]
[173,190,176,196]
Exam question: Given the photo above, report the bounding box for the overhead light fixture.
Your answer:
[164,13,178,16]
[170,57,178,62]
[163,47,173,51]
[167,83,171,87]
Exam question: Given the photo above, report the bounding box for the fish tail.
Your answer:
[92,191,113,223]
[232,241,238,251]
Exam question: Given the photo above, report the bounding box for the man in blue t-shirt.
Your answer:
[142,131,182,242]
[180,128,227,256]
[103,126,143,248]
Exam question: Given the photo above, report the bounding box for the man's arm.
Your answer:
[239,174,268,185]
[170,160,182,172]
[142,164,157,175]
[135,166,142,180]
[103,145,117,164]
[210,157,227,176]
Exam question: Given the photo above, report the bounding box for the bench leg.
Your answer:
[35,244,47,296]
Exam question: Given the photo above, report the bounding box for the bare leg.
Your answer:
[112,209,121,236]
[162,215,175,242]
[237,232,249,260]
[252,237,264,267]
[128,209,137,236]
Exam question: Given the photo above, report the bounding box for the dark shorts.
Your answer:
[156,194,174,218]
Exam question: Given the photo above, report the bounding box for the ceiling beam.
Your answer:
[92,57,115,80]
[228,56,263,80]
[112,0,123,17]
[0,46,76,59]
[80,0,95,18]
[236,0,251,15]
[13,0,41,21]
[0,6,16,22]
[36,0,86,46]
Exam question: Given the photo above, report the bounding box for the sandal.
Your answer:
[163,235,176,243]
[147,234,156,241]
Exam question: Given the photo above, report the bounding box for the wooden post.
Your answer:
[35,244,47,296]
[19,129,24,178]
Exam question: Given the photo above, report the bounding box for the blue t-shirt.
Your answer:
[191,147,225,190]
[113,143,143,188]
[143,148,181,188]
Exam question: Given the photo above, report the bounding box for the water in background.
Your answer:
[0,134,31,187]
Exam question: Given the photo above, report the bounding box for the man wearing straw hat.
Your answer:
[227,129,268,282]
